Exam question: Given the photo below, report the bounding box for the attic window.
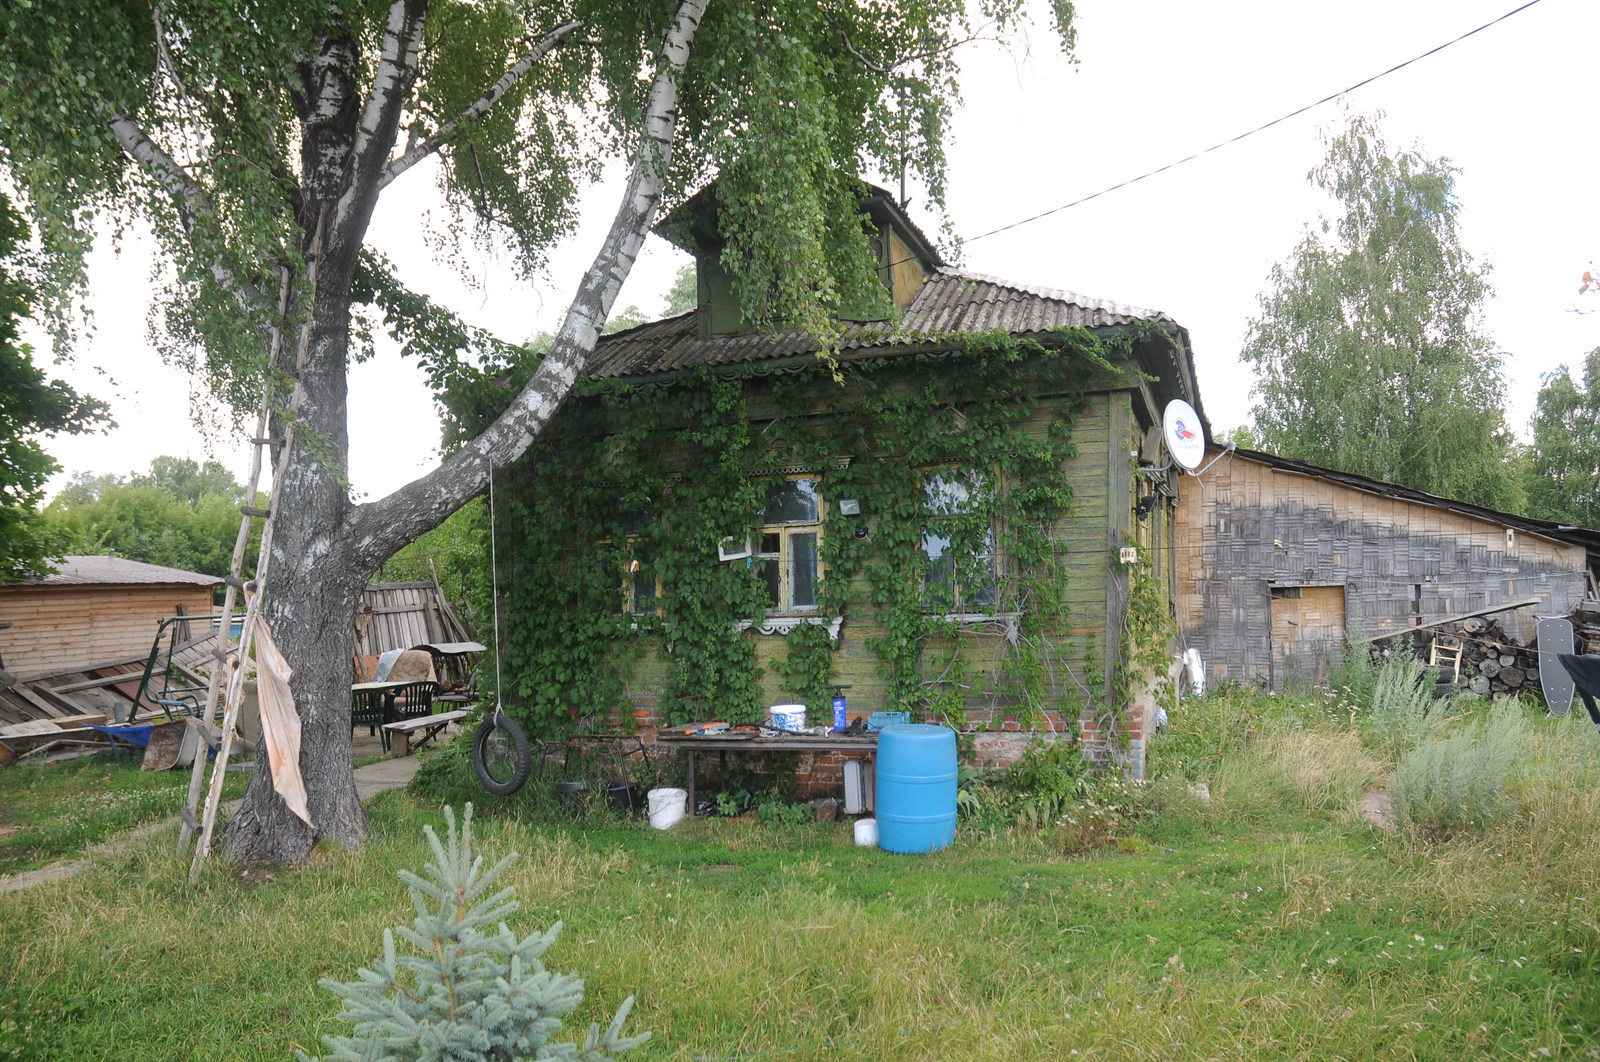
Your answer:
[1270,586,1301,600]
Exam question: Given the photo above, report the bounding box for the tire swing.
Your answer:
[471,464,532,796]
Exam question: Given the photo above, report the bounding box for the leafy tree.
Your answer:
[0,191,107,584]
[0,0,1075,864]
[45,458,255,579]
[1522,348,1600,527]
[663,262,697,316]
[1242,113,1518,510]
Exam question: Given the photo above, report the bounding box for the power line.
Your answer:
[962,0,1546,248]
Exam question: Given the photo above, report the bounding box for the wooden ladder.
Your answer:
[179,214,326,880]
[1429,634,1464,683]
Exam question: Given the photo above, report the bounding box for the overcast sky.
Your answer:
[31,0,1599,501]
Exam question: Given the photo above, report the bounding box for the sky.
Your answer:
[28,0,1600,502]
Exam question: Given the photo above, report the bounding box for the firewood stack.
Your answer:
[1416,617,1541,698]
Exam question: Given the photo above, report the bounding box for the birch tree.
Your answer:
[1242,113,1517,510]
[0,0,1074,864]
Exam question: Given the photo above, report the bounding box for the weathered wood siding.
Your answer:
[609,388,1137,731]
[1175,448,1587,689]
[0,584,217,676]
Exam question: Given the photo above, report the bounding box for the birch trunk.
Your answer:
[222,0,707,865]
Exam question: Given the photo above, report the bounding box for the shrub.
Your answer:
[1387,702,1532,833]
[301,805,649,1062]
[1363,652,1446,757]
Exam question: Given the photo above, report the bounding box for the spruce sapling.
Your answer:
[301,805,649,1061]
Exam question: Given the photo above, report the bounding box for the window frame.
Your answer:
[754,474,824,615]
[920,466,1000,617]
[604,507,662,618]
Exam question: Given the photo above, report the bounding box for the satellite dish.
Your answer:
[1162,399,1206,472]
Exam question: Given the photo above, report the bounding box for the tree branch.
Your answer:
[377,20,583,193]
[104,109,270,315]
[354,0,709,556]
[338,0,429,238]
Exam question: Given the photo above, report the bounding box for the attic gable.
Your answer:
[656,180,943,335]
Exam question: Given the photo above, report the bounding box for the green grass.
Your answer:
[3,685,1600,1060]
[0,752,249,874]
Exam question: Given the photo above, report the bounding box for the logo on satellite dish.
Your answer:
[1162,399,1206,471]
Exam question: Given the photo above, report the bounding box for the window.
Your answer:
[756,477,821,612]
[922,469,997,613]
[619,509,660,616]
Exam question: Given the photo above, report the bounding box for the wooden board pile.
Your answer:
[0,632,219,764]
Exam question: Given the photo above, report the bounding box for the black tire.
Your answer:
[472,715,531,796]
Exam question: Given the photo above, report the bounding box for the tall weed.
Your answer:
[1387,701,1532,832]
[1363,652,1445,756]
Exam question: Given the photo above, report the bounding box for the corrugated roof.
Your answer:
[585,267,1181,381]
[11,555,224,588]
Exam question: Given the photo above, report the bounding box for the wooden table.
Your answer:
[653,731,878,815]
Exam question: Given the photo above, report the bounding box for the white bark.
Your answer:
[353,0,709,558]
[377,20,583,193]
[104,110,270,315]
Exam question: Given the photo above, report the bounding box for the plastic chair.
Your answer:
[389,681,438,723]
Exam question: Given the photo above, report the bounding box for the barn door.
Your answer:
[1269,585,1347,691]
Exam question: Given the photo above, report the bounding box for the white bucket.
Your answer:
[647,787,688,831]
[853,818,878,847]
[769,703,807,732]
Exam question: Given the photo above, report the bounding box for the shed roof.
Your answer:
[586,266,1188,382]
[1230,446,1600,553]
[9,555,224,588]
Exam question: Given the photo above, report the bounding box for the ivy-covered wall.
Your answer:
[494,327,1180,775]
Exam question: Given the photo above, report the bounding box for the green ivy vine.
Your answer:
[464,326,1149,737]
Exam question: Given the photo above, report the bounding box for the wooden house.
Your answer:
[493,182,1204,781]
[0,555,223,676]
[1173,445,1600,690]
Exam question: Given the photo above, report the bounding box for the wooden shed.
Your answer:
[0,555,223,676]
[1174,445,1600,690]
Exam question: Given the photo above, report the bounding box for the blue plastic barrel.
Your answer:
[875,723,957,853]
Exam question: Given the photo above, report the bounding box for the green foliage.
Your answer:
[1522,347,1600,526]
[0,751,247,874]
[1242,113,1517,509]
[754,797,812,828]
[983,738,1091,827]
[662,263,697,316]
[1361,651,1447,757]
[0,0,1074,414]
[43,457,255,578]
[0,190,107,584]
[1145,685,1276,783]
[1387,701,1533,832]
[480,330,1120,734]
[303,805,649,1062]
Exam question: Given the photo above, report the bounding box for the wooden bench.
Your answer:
[382,709,470,756]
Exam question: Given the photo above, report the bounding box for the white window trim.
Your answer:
[736,615,844,641]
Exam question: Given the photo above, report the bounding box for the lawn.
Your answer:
[3,672,1599,1060]
[0,751,250,875]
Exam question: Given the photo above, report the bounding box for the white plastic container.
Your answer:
[647,787,688,830]
[768,704,807,732]
[853,818,878,847]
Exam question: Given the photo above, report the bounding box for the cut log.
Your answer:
[1499,667,1525,687]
